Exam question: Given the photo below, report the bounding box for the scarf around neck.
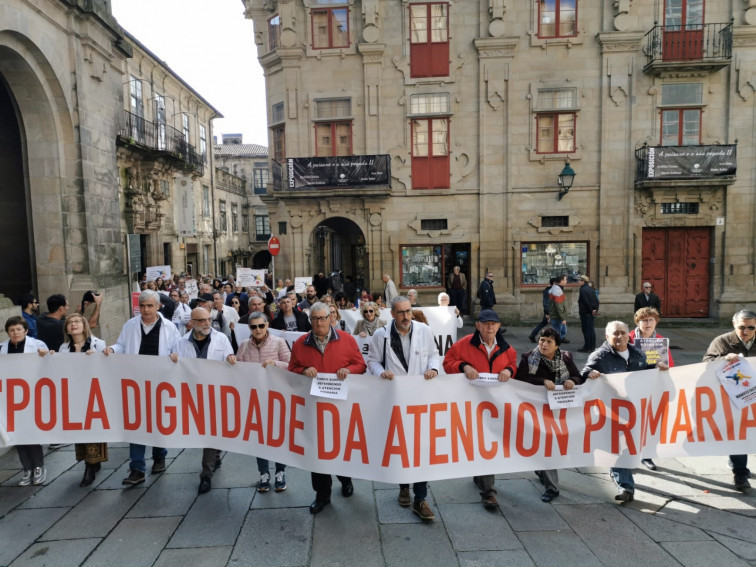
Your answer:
[527,347,570,383]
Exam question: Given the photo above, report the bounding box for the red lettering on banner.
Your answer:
[344,404,368,464]
[382,406,409,467]
[122,379,141,430]
[476,401,498,459]
[208,385,217,436]
[6,378,30,432]
[450,401,473,462]
[719,385,735,440]
[156,382,177,435]
[516,403,540,457]
[429,403,449,465]
[289,395,305,455]
[181,383,205,435]
[266,391,286,447]
[542,406,569,457]
[502,402,512,458]
[33,378,55,431]
[242,389,263,442]
[84,378,109,430]
[610,399,637,455]
[739,404,756,440]
[220,385,241,438]
[406,405,428,467]
[317,402,340,460]
[144,381,153,433]
[583,399,606,453]
[60,378,82,431]
[669,390,694,443]
[644,392,670,445]
[695,387,722,442]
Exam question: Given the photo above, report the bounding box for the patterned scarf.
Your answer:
[527,347,570,383]
[361,316,381,336]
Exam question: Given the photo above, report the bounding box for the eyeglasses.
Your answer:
[394,309,412,316]
[737,326,756,331]
[310,315,330,322]
[363,309,375,314]
[249,323,267,330]
[192,317,212,323]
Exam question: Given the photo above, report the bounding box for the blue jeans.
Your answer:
[580,313,596,349]
[129,444,167,473]
[610,467,634,493]
[730,454,750,477]
[552,319,567,341]
[256,457,286,475]
[529,315,549,340]
[400,481,428,503]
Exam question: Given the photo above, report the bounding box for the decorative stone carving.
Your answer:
[488,0,506,37]
[736,54,756,101]
[612,0,635,32]
[607,61,631,106]
[362,0,380,43]
[634,187,726,227]
[746,0,756,25]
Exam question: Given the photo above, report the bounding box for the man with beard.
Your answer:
[298,285,320,310]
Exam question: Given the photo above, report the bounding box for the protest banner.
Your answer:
[635,337,670,367]
[294,277,312,294]
[1,355,754,484]
[237,268,266,288]
[146,265,171,282]
[185,279,199,299]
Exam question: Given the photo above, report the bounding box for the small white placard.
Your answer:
[310,373,349,400]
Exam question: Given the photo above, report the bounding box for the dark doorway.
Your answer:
[311,218,367,288]
[0,74,34,302]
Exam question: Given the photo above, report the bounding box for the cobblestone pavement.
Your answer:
[0,324,753,566]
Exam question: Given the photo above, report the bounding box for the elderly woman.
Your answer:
[236,311,291,493]
[438,292,464,328]
[407,289,420,307]
[58,313,108,486]
[629,307,674,471]
[515,327,581,502]
[1,316,49,486]
[353,301,387,337]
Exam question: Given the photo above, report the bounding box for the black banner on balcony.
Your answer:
[647,145,736,179]
[286,155,390,189]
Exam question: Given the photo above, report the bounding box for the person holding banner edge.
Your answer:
[702,309,756,491]
[289,302,367,515]
[367,296,440,521]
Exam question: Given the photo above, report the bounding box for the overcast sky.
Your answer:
[111,0,268,146]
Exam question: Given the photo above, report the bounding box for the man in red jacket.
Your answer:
[443,309,517,510]
[289,302,367,514]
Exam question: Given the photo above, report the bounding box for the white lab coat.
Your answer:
[109,314,181,355]
[367,321,440,376]
[171,328,233,362]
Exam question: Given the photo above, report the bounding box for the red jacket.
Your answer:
[443,331,517,377]
[289,328,367,374]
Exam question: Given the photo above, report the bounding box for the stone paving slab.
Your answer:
[517,529,604,567]
[82,516,182,567]
[458,549,535,567]
[40,489,143,540]
[126,472,200,518]
[19,470,101,509]
[0,507,69,565]
[708,531,756,561]
[497,478,569,532]
[95,460,162,490]
[166,487,252,548]
[207,450,257,488]
[619,507,713,542]
[230,507,312,566]
[161,448,201,474]
[660,540,751,567]
[380,523,458,567]
[153,546,233,567]
[9,537,101,567]
[659,499,756,543]
[0,485,43,517]
[429,476,482,505]
[439,502,522,552]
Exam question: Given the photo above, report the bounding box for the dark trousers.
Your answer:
[312,472,351,500]
[730,454,750,477]
[400,481,428,503]
[529,314,549,340]
[16,445,44,470]
[580,313,596,349]
[200,448,222,479]
[449,289,466,312]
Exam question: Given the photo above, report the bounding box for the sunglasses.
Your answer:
[249,323,267,330]
[363,309,375,314]
[737,326,756,331]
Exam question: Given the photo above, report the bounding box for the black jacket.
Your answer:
[580,341,654,380]
[578,284,599,315]
[634,292,661,314]
[479,279,496,309]
[270,309,311,332]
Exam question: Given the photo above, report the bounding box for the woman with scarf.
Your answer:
[353,301,386,338]
[57,313,108,487]
[515,327,581,503]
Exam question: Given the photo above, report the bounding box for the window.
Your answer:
[199,125,207,158]
[272,125,285,161]
[401,245,443,287]
[231,203,239,232]
[269,14,281,50]
[410,93,449,115]
[661,202,699,214]
[520,242,588,285]
[410,3,449,78]
[536,88,577,154]
[129,76,143,117]
[160,180,170,198]
[661,84,702,146]
[278,221,287,235]
[182,113,190,144]
[255,215,271,241]
[219,201,227,232]
[202,185,210,218]
[421,219,448,231]
[411,118,449,189]
[242,214,249,233]
[155,94,166,150]
[538,0,577,38]
[312,6,349,49]
[541,216,569,227]
[272,102,284,124]
[254,164,269,195]
[203,245,211,275]
[314,98,352,157]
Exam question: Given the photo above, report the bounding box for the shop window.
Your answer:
[520,241,588,285]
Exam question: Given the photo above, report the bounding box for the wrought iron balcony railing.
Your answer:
[643,22,732,70]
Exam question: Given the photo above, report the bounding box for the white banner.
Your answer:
[1,355,754,483]
[146,265,171,282]
[175,176,196,237]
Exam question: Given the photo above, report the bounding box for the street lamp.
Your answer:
[557,159,576,200]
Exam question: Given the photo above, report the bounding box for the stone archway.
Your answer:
[310,217,368,293]
[252,250,272,270]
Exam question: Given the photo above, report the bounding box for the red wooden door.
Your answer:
[662,0,704,61]
[642,227,711,317]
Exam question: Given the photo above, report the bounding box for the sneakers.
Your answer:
[122,469,146,486]
[641,459,657,471]
[32,467,46,485]
[398,486,412,507]
[274,471,287,492]
[257,472,271,492]
[614,489,634,502]
[18,470,32,487]
[412,500,436,521]
[48,443,69,450]
[151,457,166,474]
[734,475,751,491]
[482,494,498,510]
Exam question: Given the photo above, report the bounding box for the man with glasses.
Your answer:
[634,282,661,314]
[170,306,236,494]
[20,294,39,338]
[368,296,440,521]
[478,272,496,311]
[703,309,756,491]
[289,302,366,514]
[105,290,181,485]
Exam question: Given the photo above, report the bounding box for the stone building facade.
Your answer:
[242,0,756,323]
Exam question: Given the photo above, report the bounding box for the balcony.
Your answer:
[642,22,732,76]
[117,110,205,176]
[635,143,736,188]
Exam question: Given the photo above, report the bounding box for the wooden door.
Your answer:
[662,0,704,61]
[641,227,711,317]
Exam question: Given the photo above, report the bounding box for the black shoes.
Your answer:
[80,463,97,487]
[151,457,166,474]
[122,469,145,486]
[734,475,751,491]
[641,459,657,471]
[198,477,211,494]
[341,481,354,497]
[309,499,331,514]
[615,489,634,502]
[541,489,559,502]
